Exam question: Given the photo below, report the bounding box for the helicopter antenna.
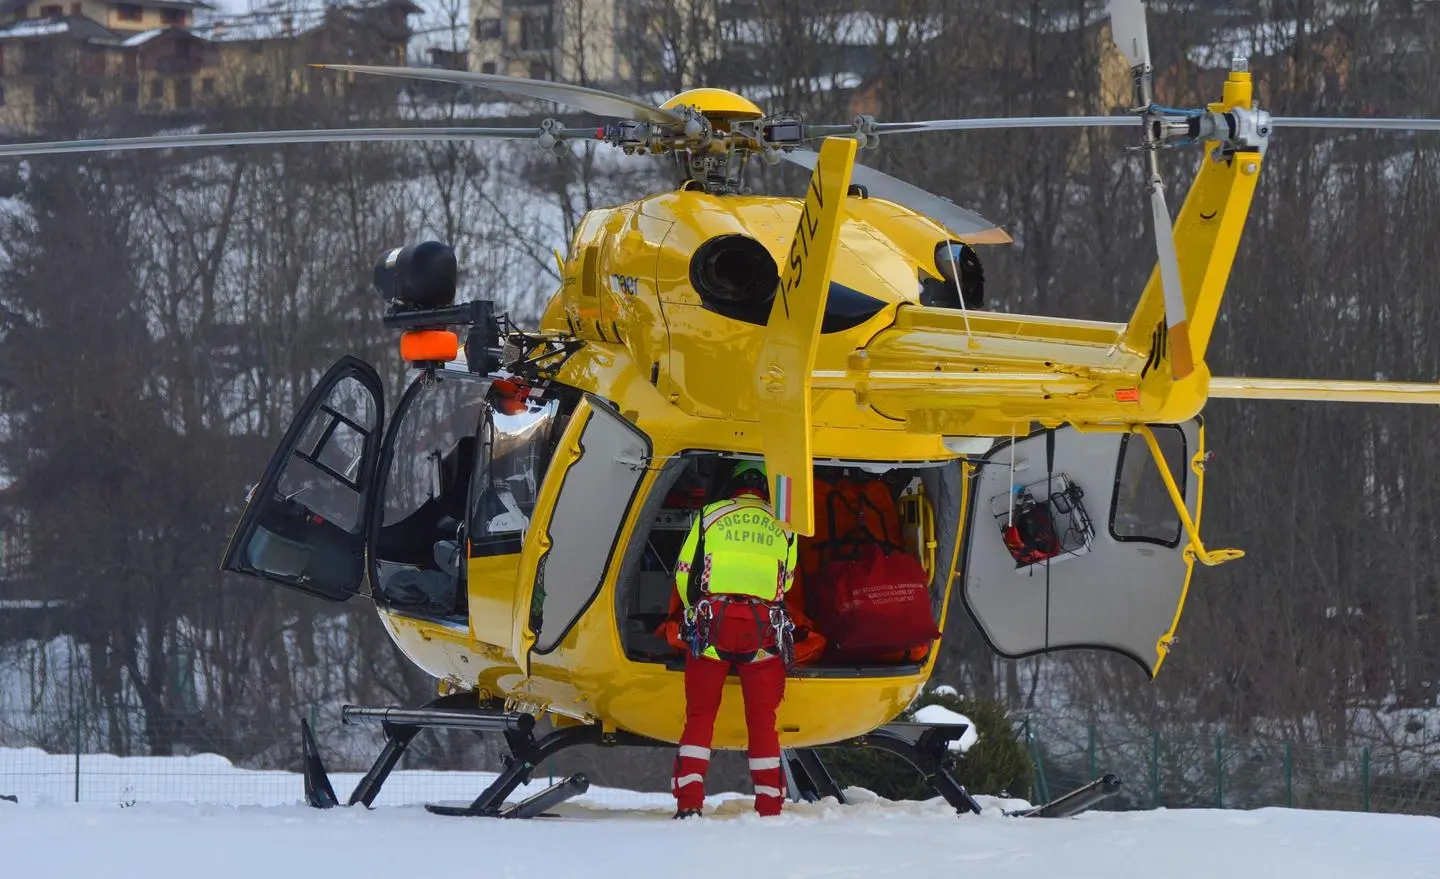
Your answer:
[944,242,976,348]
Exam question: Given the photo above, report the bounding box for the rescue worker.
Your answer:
[670,460,797,819]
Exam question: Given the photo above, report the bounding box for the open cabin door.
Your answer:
[220,356,384,602]
[512,396,651,674]
[959,419,1203,676]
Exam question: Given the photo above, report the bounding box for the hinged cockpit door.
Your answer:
[511,395,651,675]
[220,356,385,602]
[958,419,1204,676]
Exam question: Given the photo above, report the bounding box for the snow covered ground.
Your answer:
[3,748,1438,879]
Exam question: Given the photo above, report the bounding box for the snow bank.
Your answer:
[910,704,980,753]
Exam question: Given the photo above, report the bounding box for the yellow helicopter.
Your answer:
[8,0,1440,820]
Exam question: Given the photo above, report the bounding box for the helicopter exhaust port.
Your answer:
[689,234,779,318]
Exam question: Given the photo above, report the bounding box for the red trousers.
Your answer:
[670,651,787,815]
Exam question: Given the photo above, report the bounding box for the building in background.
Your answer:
[0,0,419,133]
[468,0,719,90]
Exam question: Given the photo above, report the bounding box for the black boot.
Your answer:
[673,807,703,819]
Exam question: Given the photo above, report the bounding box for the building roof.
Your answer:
[120,26,165,46]
[0,0,215,13]
[0,14,122,42]
[188,0,419,43]
[0,18,69,38]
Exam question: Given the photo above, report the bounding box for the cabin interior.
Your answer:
[615,452,959,675]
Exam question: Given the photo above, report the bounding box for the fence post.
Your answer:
[1028,723,1050,804]
[1087,724,1097,782]
[1284,742,1293,808]
[1215,732,1224,809]
[1020,718,1034,802]
[72,666,81,804]
[1150,729,1160,808]
[1362,748,1370,812]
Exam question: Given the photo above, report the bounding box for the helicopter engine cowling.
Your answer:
[688,234,779,320]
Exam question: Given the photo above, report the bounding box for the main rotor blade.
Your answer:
[864,116,1142,135]
[0,127,537,158]
[1272,116,1440,132]
[1108,0,1153,70]
[314,64,684,127]
[780,148,1010,243]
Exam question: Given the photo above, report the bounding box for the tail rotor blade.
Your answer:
[1108,0,1153,70]
[1149,183,1192,379]
[1110,0,1193,379]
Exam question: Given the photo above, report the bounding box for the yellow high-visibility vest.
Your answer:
[674,496,796,607]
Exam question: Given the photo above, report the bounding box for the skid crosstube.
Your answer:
[302,702,1121,819]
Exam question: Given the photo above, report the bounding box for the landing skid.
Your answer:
[302,694,669,817]
[1004,773,1124,818]
[782,721,1122,818]
[301,700,1121,819]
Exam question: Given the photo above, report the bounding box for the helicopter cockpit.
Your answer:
[369,373,487,619]
[370,371,563,623]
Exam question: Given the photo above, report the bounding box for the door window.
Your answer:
[1110,427,1186,547]
[529,400,650,655]
[220,357,383,603]
[381,375,489,530]
[277,380,376,531]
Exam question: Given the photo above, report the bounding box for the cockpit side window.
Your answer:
[383,379,488,533]
[469,395,560,557]
[372,373,490,618]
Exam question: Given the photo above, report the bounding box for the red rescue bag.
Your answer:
[801,475,905,582]
[813,544,940,659]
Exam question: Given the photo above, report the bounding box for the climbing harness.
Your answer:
[680,501,797,668]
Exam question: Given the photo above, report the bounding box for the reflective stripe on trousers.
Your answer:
[671,651,787,816]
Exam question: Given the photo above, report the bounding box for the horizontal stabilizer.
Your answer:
[1210,377,1440,404]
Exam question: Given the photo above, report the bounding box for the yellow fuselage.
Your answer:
[367,104,1260,749]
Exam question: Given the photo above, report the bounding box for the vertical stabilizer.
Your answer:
[752,136,857,536]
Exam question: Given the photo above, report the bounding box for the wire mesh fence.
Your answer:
[4,704,1438,816]
[0,705,709,810]
[1021,716,1440,817]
